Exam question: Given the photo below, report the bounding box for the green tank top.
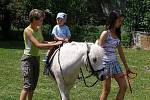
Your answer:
[23,26,44,56]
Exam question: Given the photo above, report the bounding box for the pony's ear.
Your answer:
[95,39,100,45]
[86,43,92,53]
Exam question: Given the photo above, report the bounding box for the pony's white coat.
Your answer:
[49,42,105,100]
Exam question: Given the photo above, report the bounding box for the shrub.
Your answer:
[41,24,53,41]
[70,25,105,42]
[121,29,132,47]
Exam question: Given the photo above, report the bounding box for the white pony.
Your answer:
[47,42,106,100]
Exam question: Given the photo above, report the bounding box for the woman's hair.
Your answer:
[106,10,124,40]
[29,9,45,22]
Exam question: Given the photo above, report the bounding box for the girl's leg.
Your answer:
[19,89,28,100]
[114,74,127,100]
[19,90,34,100]
[100,78,111,100]
[28,92,34,100]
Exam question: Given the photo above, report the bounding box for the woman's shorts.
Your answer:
[21,55,40,91]
[103,60,122,77]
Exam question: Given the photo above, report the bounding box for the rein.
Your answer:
[57,43,65,82]
[57,42,100,87]
[80,43,99,87]
[124,72,137,94]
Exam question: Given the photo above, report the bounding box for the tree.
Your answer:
[0,0,11,39]
[125,0,150,32]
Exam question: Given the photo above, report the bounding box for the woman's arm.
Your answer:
[42,41,57,44]
[99,31,108,46]
[117,44,135,75]
[25,30,62,49]
[117,44,129,70]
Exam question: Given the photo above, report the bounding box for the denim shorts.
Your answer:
[103,60,122,77]
[21,55,40,91]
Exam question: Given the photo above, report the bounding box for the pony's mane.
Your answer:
[67,42,104,62]
[63,42,104,57]
[64,42,93,51]
[90,44,105,58]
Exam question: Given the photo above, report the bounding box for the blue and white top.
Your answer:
[102,30,120,62]
[52,25,71,39]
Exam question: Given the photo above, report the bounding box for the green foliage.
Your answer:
[71,25,105,42]
[41,24,52,41]
[121,31,132,47]
[123,0,150,47]
[1,0,149,46]
[125,0,150,32]
[7,0,28,28]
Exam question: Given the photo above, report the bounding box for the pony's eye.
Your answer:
[93,58,97,63]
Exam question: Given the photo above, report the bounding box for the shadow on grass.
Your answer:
[0,40,24,49]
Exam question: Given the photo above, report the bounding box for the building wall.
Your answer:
[140,34,150,50]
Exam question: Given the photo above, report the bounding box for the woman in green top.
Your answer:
[19,9,62,100]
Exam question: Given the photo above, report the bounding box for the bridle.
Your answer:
[79,43,100,87]
[57,42,101,87]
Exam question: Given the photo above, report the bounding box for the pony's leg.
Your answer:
[65,84,72,99]
[55,73,70,100]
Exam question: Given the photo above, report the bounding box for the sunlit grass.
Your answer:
[0,41,150,100]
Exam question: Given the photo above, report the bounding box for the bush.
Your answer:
[121,29,132,47]
[8,30,23,41]
[7,24,132,47]
[70,25,105,42]
[41,24,53,41]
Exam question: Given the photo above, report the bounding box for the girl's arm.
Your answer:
[117,44,134,74]
[42,41,57,44]
[117,44,129,70]
[99,31,108,46]
[25,30,62,49]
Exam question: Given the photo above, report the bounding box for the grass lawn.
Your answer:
[0,41,150,100]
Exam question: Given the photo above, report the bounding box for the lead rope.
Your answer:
[79,43,99,87]
[80,67,99,87]
[57,43,65,82]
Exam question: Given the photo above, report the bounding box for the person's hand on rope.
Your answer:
[49,41,63,46]
[126,67,137,79]
[56,41,63,45]
[125,67,137,94]
[64,38,69,43]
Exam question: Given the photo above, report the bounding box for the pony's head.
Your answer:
[85,43,109,81]
[87,43,105,71]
